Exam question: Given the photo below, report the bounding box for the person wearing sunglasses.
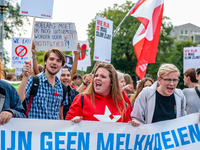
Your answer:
[130,63,186,126]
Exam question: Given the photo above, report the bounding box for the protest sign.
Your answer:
[183,47,200,72]
[15,68,23,76]
[19,0,54,19]
[74,40,91,71]
[34,21,78,51]
[1,114,200,150]
[12,37,31,68]
[94,16,113,63]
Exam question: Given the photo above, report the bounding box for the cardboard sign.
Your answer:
[34,21,78,51]
[1,114,200,149]
[183,47,200,72]
[12,37,31,68]
[94,16,113,63]
[19,0,54,19]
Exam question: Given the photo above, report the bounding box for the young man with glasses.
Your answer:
[130,64,186,126]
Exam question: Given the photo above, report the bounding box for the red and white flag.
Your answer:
[129,0,164,79]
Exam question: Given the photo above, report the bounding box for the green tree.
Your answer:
[3,0,29,67]
[167,40,197,89]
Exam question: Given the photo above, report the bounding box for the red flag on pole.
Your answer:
[129,0,164,79]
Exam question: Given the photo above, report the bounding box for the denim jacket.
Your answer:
[0,80,25,118]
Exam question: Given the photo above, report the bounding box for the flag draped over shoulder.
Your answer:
[129,0,164,79]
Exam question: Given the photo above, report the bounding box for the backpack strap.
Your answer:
[195,86,200,99]
[81,94,84,109]
[61,83,68,106]
[26,76,39,118]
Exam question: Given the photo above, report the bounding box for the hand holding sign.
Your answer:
[23,61,33,77]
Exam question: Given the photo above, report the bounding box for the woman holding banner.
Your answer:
[65,62,132,123]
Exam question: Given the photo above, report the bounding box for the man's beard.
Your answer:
[46,68,59,75]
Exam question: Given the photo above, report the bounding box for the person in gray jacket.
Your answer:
[130,64,186,126]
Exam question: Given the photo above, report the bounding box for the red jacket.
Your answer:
[65,92,132,122]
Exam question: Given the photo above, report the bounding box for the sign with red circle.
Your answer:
[78,44,87,60]
[15,45,28,57]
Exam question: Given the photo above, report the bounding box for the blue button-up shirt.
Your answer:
[25,71,68,120]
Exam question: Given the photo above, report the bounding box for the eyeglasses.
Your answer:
[160,77,180,84]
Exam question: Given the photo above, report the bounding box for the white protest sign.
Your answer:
[183,47,200,72]
[34,21,78,51]
[94,16,113,63]
[1,114,200,149]
[73,40,91,71]
[19,0,54,19]
[11,37,31,68]
[15,68,23,76]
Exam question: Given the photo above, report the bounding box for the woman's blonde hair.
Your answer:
[157,63,180,78]
[84,62,126,117]
[116,71,124,80]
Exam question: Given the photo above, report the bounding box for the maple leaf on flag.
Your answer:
[129,0,164,79]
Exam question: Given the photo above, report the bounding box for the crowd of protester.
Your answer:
[1,42,200,128]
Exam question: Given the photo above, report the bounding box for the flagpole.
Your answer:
[91,0,140,74]
[112,0,140,37]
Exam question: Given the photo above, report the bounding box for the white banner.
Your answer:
[11,37,31,68]
[34,21,78,51]
[19,0,54,19]
[94,16,113,63]
[1,114,200,149]
[183,47,200,72]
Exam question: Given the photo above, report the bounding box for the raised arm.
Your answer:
[17,61,32,102]
[70,43,81,80]
[77,73,92,93]
[32,42,40,75]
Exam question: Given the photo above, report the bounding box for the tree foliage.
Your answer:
[167,40,198,89]
[3,0,29,67]
[4,0,29,40]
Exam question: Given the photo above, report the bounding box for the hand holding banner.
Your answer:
[1,114,200,149]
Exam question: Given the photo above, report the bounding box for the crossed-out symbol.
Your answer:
[15,45,28,57]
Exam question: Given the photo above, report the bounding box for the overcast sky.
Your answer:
[5,0,200,68]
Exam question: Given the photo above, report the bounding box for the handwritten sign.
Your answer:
[183,47,200,72]
[34,21,78,51]
[12,37,31,68]
[94,16,113,63]
[19,0,54,19]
